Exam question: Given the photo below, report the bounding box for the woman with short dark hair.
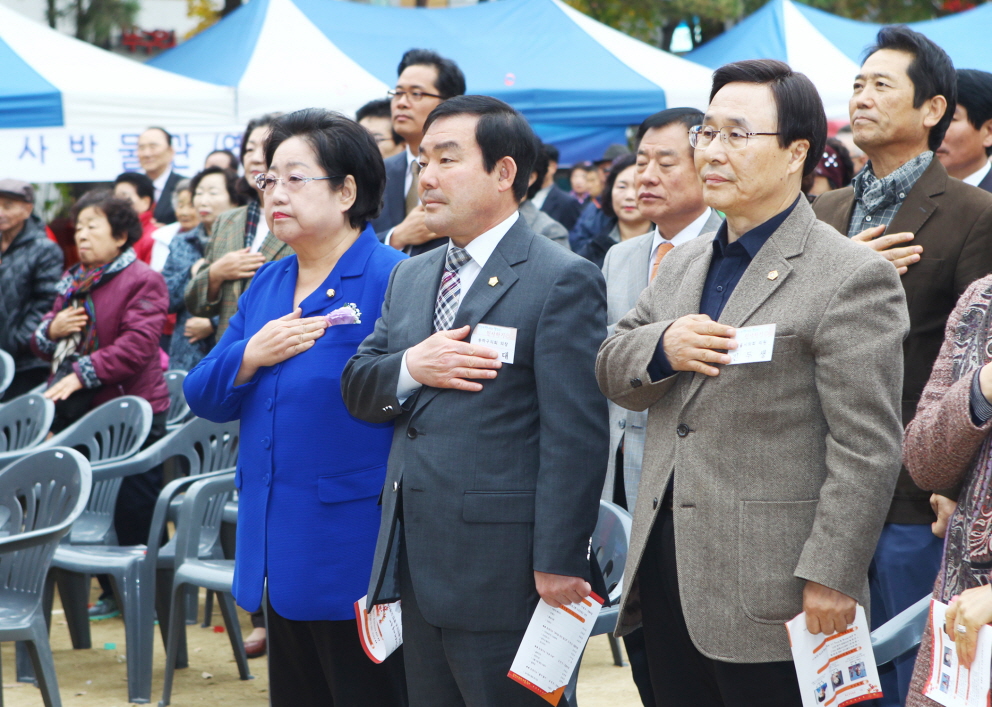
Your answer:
[577,154,652,267]
[184,108,407,706]
[32,189,170,618]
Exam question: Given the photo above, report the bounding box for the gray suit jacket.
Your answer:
[600,209,724,509]
[596,198,908,662]
[342,218,609,633]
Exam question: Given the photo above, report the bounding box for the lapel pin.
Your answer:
[767,271,779,281]
[488,276,499,287]
[326,288,336,297]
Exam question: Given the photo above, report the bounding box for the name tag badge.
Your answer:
[727,323,776,365]
[471,323,517,364]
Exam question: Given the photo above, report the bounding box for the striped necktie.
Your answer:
[405,160,421,216]
[433,247,473,332]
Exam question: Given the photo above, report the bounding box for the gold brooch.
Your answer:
[326,288,336,297]
[767,271,779,281]
[488,276,499,287]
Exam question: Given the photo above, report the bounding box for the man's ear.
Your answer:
[788,139,810,177]
[496,156,518,194]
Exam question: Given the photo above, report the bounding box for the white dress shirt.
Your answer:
[150,169,172,204]
[249,217,270,253]
[396,210,520,401]
[150,222,181,272]
[531,185,552,210]
[646,208,714,281]
[963,160,991,188]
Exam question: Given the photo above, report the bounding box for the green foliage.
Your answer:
[45,0,138,48]
[567,0,964,52]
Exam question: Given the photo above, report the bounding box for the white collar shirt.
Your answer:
[150,169,172,204]
[963,160,992,188]
[647,208,714,281]
[531,185,552,210]
[249,217,270,253]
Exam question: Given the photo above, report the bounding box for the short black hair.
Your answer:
[527,136,549,201]
[238,112,283,200]
[543,143,560,165]
[190,166,245,209]
[710,59,826,177]
[356,98,404,147]
[144,126,173,146]
[600,153,637,220]
[636,107,704,148]
[397,49,466,99]
[864,26,956,152]
[71,190,142,248]
[114,171,155,202]
[206,149,239,171]
[424,95,537,203]
[264,108,386,230]
[957,69,992,156]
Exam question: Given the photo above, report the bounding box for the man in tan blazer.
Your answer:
[596,59,908,707]
[812,27,992,707]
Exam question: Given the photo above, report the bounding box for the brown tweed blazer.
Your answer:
[596,198,908,663]
[184,205,292,340]
[813,158,992,524]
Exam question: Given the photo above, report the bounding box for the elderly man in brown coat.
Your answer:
[596,59,908,707]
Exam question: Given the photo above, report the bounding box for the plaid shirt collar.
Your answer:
[847,151,932,237]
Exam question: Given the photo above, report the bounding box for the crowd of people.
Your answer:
[4,25,992,707]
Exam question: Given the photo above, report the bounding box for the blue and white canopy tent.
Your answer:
[685,0,874,118]
[0,2,237,181]
[0,2,234,130]
[149,0,715,163]
[685,0,992,118]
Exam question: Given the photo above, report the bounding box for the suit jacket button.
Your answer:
[407,427,418,439]
[618,419,626,429]
[630,378,642,388]
[383,405,394,413]
[676,424,690,437]
[653,497,658,510]
[392,481,399,492]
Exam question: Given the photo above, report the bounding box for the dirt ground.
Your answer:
[1,584,642,706]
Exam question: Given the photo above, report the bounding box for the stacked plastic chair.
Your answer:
[0,448,92,707]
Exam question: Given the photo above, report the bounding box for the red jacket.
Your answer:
[33,259,170,414]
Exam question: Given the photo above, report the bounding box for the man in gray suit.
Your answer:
[600,106,722,707]
[596,60,908,707]
[342,95,608,707]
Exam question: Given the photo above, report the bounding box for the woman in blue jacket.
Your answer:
[184,108,406,707]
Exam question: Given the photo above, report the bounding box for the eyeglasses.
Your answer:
[688,125,781,150]
[387,89,444,103]
[255,174,341,192]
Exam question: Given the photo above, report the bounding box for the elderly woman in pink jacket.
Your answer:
[32,188,170,619]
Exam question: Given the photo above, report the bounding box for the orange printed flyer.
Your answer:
[508,593,604,706]
[923,600,992,707]
[354,595,402,664]
[785,605,883,707]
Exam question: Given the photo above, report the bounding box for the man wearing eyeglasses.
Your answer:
[596,59,908,707]
[372,49,465,256]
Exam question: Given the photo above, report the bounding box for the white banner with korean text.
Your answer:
[0,126,247,183]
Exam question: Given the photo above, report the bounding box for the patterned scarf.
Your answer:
[244,199,261,249]
[937,281,992,600]
[51,248,136,379]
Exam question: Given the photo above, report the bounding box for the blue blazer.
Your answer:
[184,226,405,621]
